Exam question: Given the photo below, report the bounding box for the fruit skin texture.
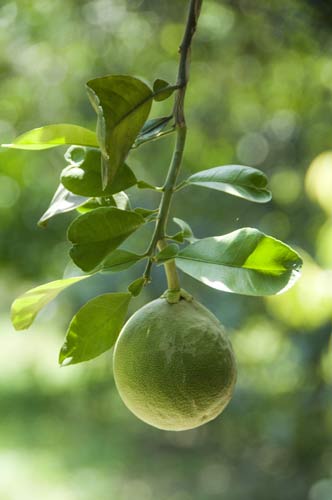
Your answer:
[113,294,237,431]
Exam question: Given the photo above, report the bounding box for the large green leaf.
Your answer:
[68,207,145,272]
[101,249,145,273]
[185,165,272,203]
[38,185,88,227]
[176,228,302,296]
[59,293,131,365]
[61,146,136,197]
[133,116,174,148]
[86,75,153,187]
[1,124,98,150]
[11,276,89,330]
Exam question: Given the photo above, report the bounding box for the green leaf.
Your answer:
[128,277,145,297]
[113,192,131,210]
[173,217,197,243]
[59,293,131,365]
[153,79,175,102]
[167,232,185,243]
[133,207,159,220]
[61,146,136,197]
[136,180,159,190]
[68,207,145,272]
[38,185,88,227]
[2,124,98,150]
[176,228,302,296]
[11,276,89,330]
[76,193,130,214]
[101,249,145,272]
[133,116,174,148]
[185,165,272,203]
[76,198,106,214]
[155,243,179,264]
[86,75,153,187]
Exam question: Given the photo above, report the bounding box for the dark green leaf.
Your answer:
[173,217,197,243]
[153,79,175,102]
[101,250,145,273]
[59,293,131,365]
[68,207,145,272]
[185,165,272,203]
[128,277,145,297]
[155,243,179,264]
[61,146,136,197]
[11,276,89,330]
[133,116,174,148]
[2,124,98,150]
[176,228,302,296]
[86,75,153,187]
[38,185,88,227]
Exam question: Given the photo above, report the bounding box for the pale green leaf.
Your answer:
[176,228,302,296]
[11,276,89,330]
[68,207,145,272]
[59,293,131,365]
[38,185,88,227]
[2,124,98,150]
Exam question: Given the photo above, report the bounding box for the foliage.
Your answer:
[3,45,301,365]
[0,0,331,497]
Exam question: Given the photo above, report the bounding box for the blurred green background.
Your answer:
[1,0,332,499]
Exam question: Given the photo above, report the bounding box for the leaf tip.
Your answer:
[10,301,31,331]
[59,357,73,367]
[37,219,48,228]
[59,343,74,367]
[128,277,145,297]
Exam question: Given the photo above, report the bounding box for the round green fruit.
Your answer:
[113,292,237,431]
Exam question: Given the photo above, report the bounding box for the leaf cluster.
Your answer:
[2,73,302,367]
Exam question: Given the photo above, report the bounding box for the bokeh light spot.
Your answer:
[270,169,302,205]
[236,132,269,166]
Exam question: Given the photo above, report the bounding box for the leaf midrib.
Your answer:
[176,253,295,273]
[189,177,269,192]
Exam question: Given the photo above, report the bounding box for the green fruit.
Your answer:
[113,293,237,431]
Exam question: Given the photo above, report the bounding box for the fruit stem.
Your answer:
[143,0,203,290]
[157,240,180,291]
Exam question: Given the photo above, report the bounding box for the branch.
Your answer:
[143,0,203,296]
